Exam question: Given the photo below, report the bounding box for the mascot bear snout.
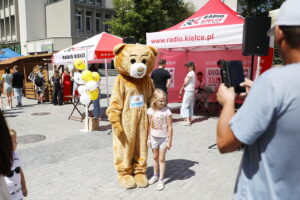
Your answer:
[130,63,147,78]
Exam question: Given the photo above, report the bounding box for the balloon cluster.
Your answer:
[74,59,101,105]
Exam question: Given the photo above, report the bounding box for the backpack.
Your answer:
[34,74,44,87]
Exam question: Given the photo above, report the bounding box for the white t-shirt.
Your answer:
[5,152,23,200]
[184,71,196,92]
[147,107,172,137]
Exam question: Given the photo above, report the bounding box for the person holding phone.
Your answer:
[216,0,300,199]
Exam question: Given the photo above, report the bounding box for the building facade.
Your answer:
[0,0,20,53]
[0,0,113,55]
[184,0,238,12]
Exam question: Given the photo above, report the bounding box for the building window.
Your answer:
[86,11,92,32]
[105,14,111,33]
[88,0,94,6]
[95,0,101,7]
[96,13,101,33]
[76,9,83,31]
[79,0,85,4]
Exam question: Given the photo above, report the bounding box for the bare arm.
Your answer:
[147,115,152,147]
[179,76,191,95]
[166,79,171,89]
[167,115,173,150]
[20,168,28,197]
[216,84,242,153]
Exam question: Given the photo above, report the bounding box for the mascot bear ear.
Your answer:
[113,43,126,56]
[148,46,158,57]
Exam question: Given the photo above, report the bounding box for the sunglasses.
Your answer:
[7,167,20,178]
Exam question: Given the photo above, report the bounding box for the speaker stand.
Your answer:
[208,143,217,149]
[250,55,255,80]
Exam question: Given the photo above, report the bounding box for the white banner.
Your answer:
[147,24,243,49]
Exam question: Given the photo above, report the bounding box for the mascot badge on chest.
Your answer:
[107,43,157,189]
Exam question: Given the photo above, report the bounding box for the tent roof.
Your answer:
[146,0,244,50]
[52,32,122,64]
[0,48,22,60]
[164,0,243,32]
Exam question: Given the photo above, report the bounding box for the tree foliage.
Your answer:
[107,0,194,43]
[239,0,285,64]
[239,0,284,17]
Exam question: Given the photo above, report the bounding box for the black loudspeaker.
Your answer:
[222,61,245,93]
[123,37,136,44]
[242,16,271,56]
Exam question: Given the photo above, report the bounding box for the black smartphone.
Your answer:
[222,61,246,93]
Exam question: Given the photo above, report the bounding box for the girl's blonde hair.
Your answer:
[150,89,167,110]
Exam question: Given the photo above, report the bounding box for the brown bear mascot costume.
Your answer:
[106,43,157,189]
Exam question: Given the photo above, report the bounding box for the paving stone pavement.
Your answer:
[2,76,242,200]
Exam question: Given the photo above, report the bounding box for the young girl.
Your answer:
[5,129,28,200]
[147,89,173,191]
[0,111,13,200]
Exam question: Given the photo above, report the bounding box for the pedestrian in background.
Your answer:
[62,67,72,102]
[147,89,173,191]
[216,0,300,199]
[5,129,28,200]
[0,76,3,111]
[151,59,171,94]
[12,66,24,107]
[89,66,101,125]
[50,70,63,106]
[34,66,45,104]
[0,111,13,200]
[2,67,13,109]
[179,62,196,126]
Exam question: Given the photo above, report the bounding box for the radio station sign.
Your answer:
[181,14,228,28]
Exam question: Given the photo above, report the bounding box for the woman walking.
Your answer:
[1,68,13,109]
[179,62,196,126]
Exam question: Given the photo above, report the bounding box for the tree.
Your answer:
[239,0,284,17]
[107,0,194,44]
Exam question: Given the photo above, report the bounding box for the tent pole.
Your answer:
[105,58,109,107]
[85,48,89,131]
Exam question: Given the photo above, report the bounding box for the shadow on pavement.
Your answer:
[147,159,199,185]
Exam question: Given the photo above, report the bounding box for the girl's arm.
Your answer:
[167,115,173,150]
[20,168,28,197]
[147,115,152,147]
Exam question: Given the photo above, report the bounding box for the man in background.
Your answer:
[12,66,24,107]
[216,59,226,83]
[151,59,171,94]
[216,0,300,199]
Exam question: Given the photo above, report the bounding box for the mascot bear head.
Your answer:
[113,43,158,78]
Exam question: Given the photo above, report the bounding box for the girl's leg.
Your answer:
[152,148,159,176]
[158,147,168,181]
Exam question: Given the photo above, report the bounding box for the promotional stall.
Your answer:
[52,32,123,105]
[147,0,259,102]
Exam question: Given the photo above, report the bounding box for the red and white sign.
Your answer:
[181,14,228,28]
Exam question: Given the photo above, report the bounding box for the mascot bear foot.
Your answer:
[118,175,136,189]
[134,173,149,188]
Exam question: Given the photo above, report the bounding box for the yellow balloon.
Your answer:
[74,59,86,70]
[81,70,93,82]
[88,88,99,101]
[92,72,100,82]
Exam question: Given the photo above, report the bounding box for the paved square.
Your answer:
[3,76,242,200]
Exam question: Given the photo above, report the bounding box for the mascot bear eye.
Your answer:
[131,59,136,64]
[142,59,147,64]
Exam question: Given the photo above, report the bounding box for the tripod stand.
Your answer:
[208,143,217,149]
